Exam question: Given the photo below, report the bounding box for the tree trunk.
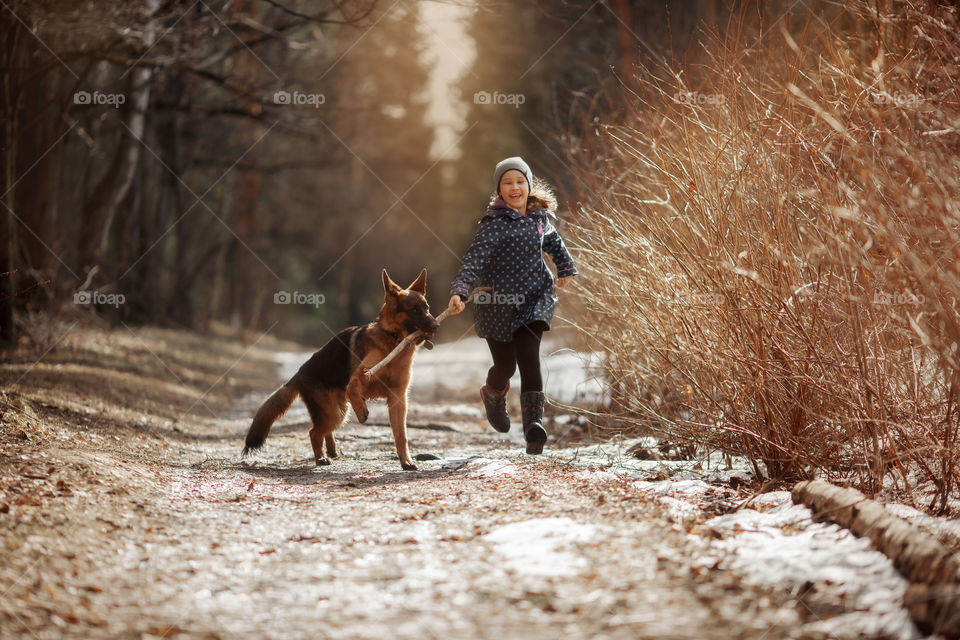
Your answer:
[230,0,263,331]
[0,21,21,344]
[97,0,160,262]
[1,119,15,345]
[611,0,634,86]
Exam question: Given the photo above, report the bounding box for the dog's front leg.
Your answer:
[346,368,369,424]
[387,393,416,471]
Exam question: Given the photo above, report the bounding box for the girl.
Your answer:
[447,156,577,454]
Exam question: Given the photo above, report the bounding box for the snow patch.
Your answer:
[412,337,607,406]
[747,490,793,510]
[657,496,703,526]
[540,345,608,405]
[462,458,520,477]
[484,517,597,577]
[273,350,310,381]
[553,437,758,485]
[884,502,960,552]
[633,479,713,498]
[441,403,483,418]
[695,500,923,639]
[630,479,721,525]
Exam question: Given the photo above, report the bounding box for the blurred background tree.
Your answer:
[0,0,741,344]
[0,0,441,342]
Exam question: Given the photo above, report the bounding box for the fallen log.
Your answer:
[792,479,960,637]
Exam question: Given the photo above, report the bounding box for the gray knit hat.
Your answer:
[493,156,533,194]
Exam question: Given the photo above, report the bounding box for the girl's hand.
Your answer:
[556,275,573,288]
[447,295,465,315]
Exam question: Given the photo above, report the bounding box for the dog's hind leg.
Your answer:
[324,393,348,459]
[304,389,349,466]
[308,429,330,465]
[303,390,338,466]
[324,434,340,459]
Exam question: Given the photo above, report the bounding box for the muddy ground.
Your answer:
[0,320,916,639]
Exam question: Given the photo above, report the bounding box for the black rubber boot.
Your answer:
[480,381,511,433]
[521,390,547,454]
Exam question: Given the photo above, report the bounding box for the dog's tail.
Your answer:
[242,378,300,456]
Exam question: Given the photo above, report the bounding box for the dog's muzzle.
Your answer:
[423,318,440,337]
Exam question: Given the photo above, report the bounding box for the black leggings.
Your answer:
[485,322,545,394]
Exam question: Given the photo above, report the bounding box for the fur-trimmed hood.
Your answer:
[483,199,558,221]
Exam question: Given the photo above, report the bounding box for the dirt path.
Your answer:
[0,325,902,639]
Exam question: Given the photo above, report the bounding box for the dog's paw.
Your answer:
[327,448,341,459]
[316,457,332,466]
[401,461,419,471]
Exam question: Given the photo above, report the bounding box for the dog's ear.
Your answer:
[382,269,401,297]
[407,268,427,294]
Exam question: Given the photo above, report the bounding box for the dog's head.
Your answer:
[380,268,440,340]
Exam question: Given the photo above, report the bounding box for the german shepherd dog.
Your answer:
[242,269,440,470]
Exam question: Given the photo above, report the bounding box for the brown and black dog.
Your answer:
[242,269,440,470]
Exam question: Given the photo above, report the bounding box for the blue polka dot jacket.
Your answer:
[449,197,578,341]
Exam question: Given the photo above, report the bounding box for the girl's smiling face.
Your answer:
[498,169,529,213]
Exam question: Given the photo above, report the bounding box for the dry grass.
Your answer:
[569,1,960,511]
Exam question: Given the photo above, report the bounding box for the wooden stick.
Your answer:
[363,286,491,379]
